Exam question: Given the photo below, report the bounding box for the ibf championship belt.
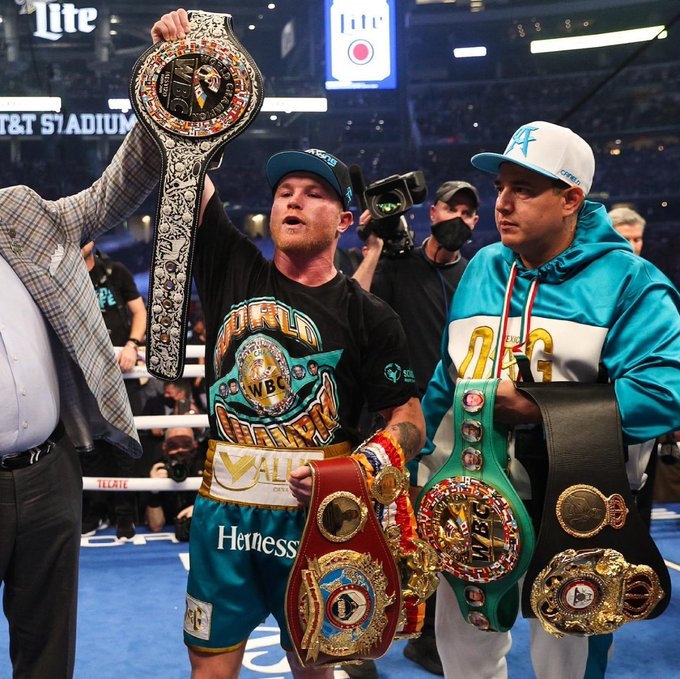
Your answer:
[285,457,402,668]
[516,383,670,637]
[130,11,263,380]
[416,378,536,633]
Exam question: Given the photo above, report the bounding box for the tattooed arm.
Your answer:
[379,396,426,462]
[288,397,425,504]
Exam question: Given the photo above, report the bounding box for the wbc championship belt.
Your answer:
[516,383,669,637]
[416,378,536,633]
[130,11,263,380]
[286,457,402,668]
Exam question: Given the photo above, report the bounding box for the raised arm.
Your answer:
[351,211,384,292]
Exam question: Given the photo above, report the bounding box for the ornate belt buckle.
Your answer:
[130,11,264,380]
[297,549,396,663]
[417,476,523,583]
[530,547,665,637]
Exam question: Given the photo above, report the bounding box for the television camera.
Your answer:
[350,165,428,257]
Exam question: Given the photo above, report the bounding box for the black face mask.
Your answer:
[163,451,194,468]
[431,217,472,252]
[164,396,177,409]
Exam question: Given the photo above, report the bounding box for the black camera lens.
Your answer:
[165,460,189,482]
[372,189,406,217]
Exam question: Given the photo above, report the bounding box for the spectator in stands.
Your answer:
[80,241,147,540]
[187,313,208,412]
[141,377,206,468]
[608,206,645,255]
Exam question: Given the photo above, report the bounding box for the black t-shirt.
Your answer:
[192,193,418,448]
[89,256,142,347]
[371,244,468,395]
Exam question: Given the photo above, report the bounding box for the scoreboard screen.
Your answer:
[324,0,397,91]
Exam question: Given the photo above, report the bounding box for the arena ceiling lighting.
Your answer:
[108,97,328,113]
[453,46,487,58]
[530,25,667,54]
[260,97,328,113]
[0,97,62,112]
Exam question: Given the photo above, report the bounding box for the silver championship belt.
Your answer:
[130,11,264,380]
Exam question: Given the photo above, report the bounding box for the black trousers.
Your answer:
[0,430,81,679]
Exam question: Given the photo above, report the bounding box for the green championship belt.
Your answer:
[516,383,670,637]
[416,378,536,632]
[130,11,263,380]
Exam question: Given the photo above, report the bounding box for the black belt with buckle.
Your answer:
[0,423,64,471]
[515,383,670,637]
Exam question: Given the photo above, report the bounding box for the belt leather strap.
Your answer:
[516,383,670,637]
[416,379,536,633]
[0,422,65,470]
[286,457,401,668]
[130,11,263,380]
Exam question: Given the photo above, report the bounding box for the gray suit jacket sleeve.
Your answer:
[0,121,161,457]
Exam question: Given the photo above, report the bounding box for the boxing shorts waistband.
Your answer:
[200,439,352,509]
[0,422,65,471]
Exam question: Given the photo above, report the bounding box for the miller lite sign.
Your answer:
[16,1,98,41]
[325,0,397,90]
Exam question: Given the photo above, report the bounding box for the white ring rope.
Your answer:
[124,363,206,379]
[133,414,209,429]
[115,344,206,381]
[84,344,208,492]
[82,476,201,492]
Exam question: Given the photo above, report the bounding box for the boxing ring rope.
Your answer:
[83,477,201,491]
[82,344,206,493]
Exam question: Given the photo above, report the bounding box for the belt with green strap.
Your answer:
[416,378,536,632]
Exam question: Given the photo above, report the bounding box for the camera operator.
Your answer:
[349,179,480,679]
[354,180,480,395]
[144,426,203,541]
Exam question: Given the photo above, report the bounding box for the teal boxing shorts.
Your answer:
[183,495,305,652]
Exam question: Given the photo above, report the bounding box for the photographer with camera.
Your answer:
[142,377,206,459]
[145,426,203,541]
[349,178,480,678]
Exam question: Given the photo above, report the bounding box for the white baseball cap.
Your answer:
[471,121,595,195]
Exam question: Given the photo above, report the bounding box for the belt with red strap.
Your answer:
[286,456,402,668]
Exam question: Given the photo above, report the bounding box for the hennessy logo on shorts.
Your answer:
[217,525,299,558]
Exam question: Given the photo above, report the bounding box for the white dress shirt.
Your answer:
[0,255,59,453]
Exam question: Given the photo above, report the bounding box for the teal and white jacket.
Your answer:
[418,200,680,495]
